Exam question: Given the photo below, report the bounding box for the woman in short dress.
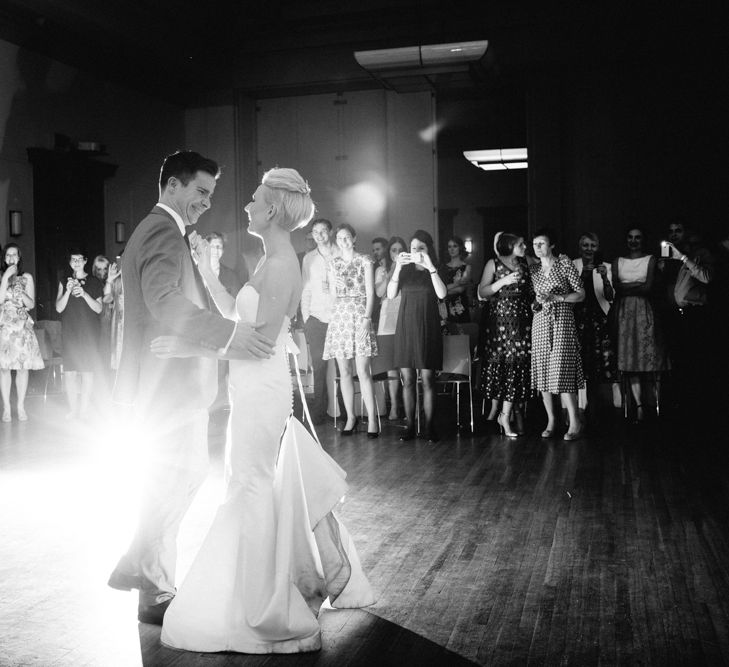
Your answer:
[530,229,585,440]
[477,233,533,437]
[612,226,669,421]
[322,224,379,437]
[0,243,44,422]
[388,230,447,441]
[375,236,407,420]
[55,249,103,419]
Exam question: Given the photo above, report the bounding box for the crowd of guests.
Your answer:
[298,217,729,442]
[2,216,726,437]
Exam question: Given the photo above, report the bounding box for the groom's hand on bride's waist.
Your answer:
[228,320,274,359]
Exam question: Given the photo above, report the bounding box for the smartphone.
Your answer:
[413,251,423,264]
[660,241,670,258]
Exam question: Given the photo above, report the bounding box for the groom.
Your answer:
[108,150,274,624]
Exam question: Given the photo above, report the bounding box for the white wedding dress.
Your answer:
[161,285,375,653]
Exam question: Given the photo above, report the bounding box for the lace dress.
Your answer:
[0,275,44,371]
[478,259,533,401]
[323,253,378,359]
[161,285,375,653]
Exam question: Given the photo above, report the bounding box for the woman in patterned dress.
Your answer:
[530,229,585,440]
[439,236,472,326]
[322,224,379,437]
[612,227,668,422]
[388,230,448,442]
[0,243,44,422]
[477,233,533,437]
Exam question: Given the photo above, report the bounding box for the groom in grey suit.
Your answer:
[108,151,273,624]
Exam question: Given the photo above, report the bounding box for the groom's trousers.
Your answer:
[113,407,209,605]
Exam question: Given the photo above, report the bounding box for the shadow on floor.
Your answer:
[139,608,480,667]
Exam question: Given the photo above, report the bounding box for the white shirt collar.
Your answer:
[156,202,186,236]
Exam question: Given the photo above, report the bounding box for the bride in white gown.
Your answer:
[152,168,375,653]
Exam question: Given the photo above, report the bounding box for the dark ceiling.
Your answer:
[0,1,715,106]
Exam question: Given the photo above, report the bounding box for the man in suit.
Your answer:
[107,151,274,624]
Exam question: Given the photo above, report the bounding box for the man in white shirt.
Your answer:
[301,218,340,424]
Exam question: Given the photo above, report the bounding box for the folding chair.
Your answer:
[35,320,63,399]
[434,334,474,432]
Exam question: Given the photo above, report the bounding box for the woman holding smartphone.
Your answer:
[388,230,447,441]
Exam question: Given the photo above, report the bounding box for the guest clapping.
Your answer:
[529,229,585,440]
[0,243,44,422]
[388,230,447,441]
[322,224,379,437]
[55,249,103,420]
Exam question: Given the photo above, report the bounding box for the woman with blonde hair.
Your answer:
[156,167,374,654]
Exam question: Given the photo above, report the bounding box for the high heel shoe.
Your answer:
[17,406,28,422]
[541,424,556,438]
[2,409,10,423]
[497,413,518,438]
[367,429,379,439]
[399,428,415,441]
[340,417,359,436]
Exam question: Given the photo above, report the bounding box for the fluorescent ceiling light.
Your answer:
[354,40,488,71]
[463,148,528,171]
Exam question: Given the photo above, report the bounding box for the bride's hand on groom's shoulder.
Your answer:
[150,335,198,358]
[229,321,275,360]
[189,231,212,273]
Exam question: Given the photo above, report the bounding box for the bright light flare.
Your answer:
[338,176,387,229]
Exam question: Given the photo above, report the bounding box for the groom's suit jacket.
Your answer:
[114,206,235,414]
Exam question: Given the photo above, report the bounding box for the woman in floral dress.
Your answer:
[0,243,44,422]
[323,224,379,437]
[530,229,585,440]
[477,233,533,437]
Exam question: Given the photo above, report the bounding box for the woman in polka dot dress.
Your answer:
[530,229,586,440]
[323,224,379,437]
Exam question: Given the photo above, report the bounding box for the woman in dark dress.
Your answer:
[571,233,619,416]
[55,249,103,419]
[477,233,533,437]
[439,236,472,326]
[388,230,447,441]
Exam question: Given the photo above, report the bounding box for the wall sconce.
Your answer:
[115,221,126,244]
[9,210,22,237]
[464,238,474,253]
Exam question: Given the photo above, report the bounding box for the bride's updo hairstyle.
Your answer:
[261,168,315,232]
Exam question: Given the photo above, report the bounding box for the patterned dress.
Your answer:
[438,263,470,323]
[0,275,44,371]
[479,259,533,401]
[615,257,669,373]
[573,267,617,383]
[323,253,378,360]
[530,255,585,393]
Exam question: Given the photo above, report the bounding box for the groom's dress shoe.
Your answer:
[138,598,173,625]
[108,570,142,591]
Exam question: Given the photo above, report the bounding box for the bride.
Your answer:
[152,168,374,653]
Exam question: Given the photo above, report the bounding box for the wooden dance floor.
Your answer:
[2,392,729,666]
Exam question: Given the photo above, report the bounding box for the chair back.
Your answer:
[371,335,395,378]
[35,320,63,357]
[441,334,471,377]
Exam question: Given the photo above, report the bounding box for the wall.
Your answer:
[436,91,528,276]
[0,37,184,279]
